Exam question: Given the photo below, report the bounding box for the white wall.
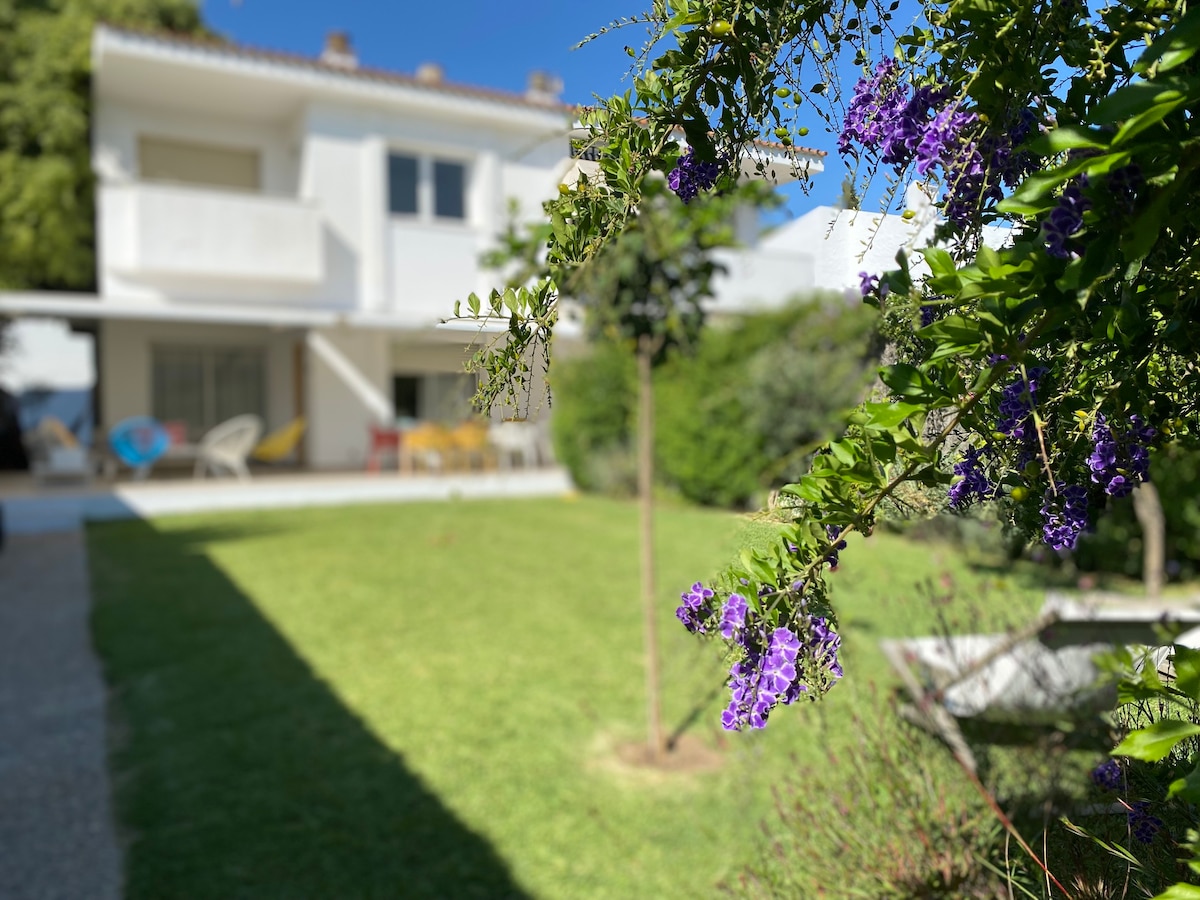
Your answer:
[305,325,390,468]
[93,83,571,323]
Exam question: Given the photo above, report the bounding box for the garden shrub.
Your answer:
[551,297,880,507]
[548,340,635,493]
[732,707,1017,899]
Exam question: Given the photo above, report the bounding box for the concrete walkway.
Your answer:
[0,530,121,900]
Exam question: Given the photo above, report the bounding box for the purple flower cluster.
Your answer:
[1127,801,1164,844]
[1041,483,1089,550]
[915,103,977,176]
[1088,414,1155,498]
[949,445,992,509]
[723,625,808,730]
[859,271,880,298]
[996,367,1048,440]
[1091,758,1123,791]
[943,108,1038,226]
[839,59,906,159]
[682,588,843,732]
[1107,164,1142,214]
[839,59,1039,227]
[667,148,720,203]
[825,524,847,569]
[1042,179,1091,259]
[676,581,716,633]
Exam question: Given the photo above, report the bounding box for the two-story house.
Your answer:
[0,25,825,470]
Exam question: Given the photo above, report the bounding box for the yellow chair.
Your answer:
[251,417,306,464]
[399,422,453,474]
[447,419,492,471]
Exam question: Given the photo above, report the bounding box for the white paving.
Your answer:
[2,468,573,534]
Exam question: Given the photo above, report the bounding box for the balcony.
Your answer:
[100,182,324,289]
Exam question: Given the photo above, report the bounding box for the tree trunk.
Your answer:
[637,336,665,761]
[1133,482,1166,598]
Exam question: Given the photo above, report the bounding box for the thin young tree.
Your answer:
[566,177,740,760]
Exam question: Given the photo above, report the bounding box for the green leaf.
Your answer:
[1112,96,1187,146]
[1027,125,1110,154]
[922,246,956,277]
[663,10,707,32]
[1174,646,1200,701]
[880,364,947,404]
[975,245,1001,271]
[1113,720,1200,762]
[860,401,923,430]
[1090,76,1200,125]
[1150,885,1200,900]
[1168,763,1200,803]
[1136,6,1200,74]
[828,440,856,465]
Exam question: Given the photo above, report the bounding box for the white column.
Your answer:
[360,135,388,313]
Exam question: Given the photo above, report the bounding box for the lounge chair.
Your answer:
[252,417,306,464]
[29,416,93,484]
[193,415,263,481]
[882,592,1200,773]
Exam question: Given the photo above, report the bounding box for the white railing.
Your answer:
[100,182,323,286]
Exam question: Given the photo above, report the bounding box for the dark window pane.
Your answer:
[392,375,420,419]
[152,346,206,438]
[388,154,418,214]
[433,160,465,219]
[212,348,266,425]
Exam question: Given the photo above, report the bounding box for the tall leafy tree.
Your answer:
[0,0,204,291]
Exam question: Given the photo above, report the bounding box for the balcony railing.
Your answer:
[100,182,323,287]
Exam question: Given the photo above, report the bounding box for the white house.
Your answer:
[0,25,830,470]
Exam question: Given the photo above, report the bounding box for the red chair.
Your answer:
[367,424,402,473]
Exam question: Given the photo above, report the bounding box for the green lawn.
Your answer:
[88,496,1042,899]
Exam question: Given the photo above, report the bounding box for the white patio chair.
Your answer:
[488,420,542,470]
[193,415,263,481]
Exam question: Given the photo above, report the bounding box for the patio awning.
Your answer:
[0,292,499,335]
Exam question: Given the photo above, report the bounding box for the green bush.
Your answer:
[656,297,879,507]
[548,340,635,493]
[550,298,880,507]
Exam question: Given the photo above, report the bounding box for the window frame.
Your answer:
[151,343,268,440]
[385,150,471,225]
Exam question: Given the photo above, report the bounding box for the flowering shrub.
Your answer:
[454,2,1200,881]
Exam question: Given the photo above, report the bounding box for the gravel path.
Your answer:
[0,530,122,900]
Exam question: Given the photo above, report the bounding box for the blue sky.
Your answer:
[199,0,847,212]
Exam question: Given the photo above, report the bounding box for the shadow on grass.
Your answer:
[88,518,529,900]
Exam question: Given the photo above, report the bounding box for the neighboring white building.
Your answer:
[0,26,834,469]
